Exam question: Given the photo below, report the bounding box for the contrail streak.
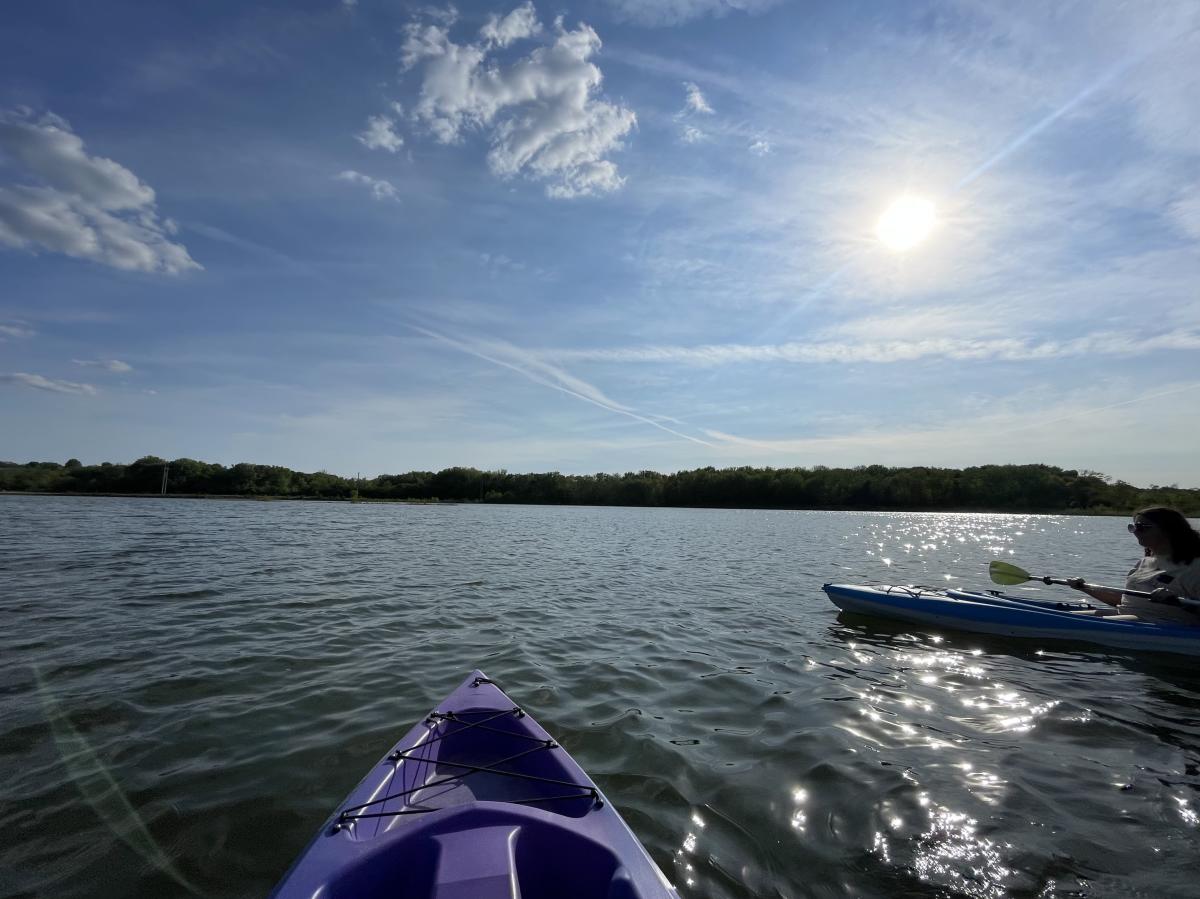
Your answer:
[955,53,1140,190]
[410,325,715,447]
[1020,381,1200,430]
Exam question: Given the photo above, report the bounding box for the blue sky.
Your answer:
[1,0,1198,485]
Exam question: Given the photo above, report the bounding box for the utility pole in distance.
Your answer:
[161,461,169,496]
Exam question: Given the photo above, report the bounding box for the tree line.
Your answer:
[1,457,1196,514]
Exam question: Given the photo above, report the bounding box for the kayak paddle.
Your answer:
[989,560,1200,608]
[988,560,1153,596]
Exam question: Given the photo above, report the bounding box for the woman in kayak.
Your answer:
[1071,507,1200,624]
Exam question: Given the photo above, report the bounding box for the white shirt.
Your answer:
[1120,554,1200,625]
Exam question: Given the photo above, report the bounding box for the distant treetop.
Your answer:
[0,457,1196,515]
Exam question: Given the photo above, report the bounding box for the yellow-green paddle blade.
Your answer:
[989,560,1034,586]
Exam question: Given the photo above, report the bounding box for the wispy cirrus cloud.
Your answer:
[540,331,1200,367]
[2,372,97,395]
[699,380,1200,478]
[609,2,1200,331]
[410,325,713,446]
[0,322,36,339]
[1169,184,1200,240]
[604,0,781,27]
[0,108,198,274]
[73,358,133,372]
[397,3,636,198]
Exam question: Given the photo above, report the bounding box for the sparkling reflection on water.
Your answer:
[2,499,1199,898]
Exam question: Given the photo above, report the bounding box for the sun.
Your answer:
[875,195,937,252]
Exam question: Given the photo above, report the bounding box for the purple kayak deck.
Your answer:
[270,670,679,898]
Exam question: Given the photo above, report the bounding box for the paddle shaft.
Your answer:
[1036,576,1153,598]
[989,560,1199,610]
[1041,575,1200,610]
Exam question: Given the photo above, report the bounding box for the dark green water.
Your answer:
[2,497,1198,898]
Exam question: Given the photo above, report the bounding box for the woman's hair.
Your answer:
[1136,506,1200,564]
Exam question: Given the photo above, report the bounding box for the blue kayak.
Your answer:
[270,670,678,899]
[823,584,1200,656]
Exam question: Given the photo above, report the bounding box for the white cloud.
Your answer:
[819,306,1013,342]
[0,108,198,273]
[480,2,541,48]
[541,330,1200,367]
[0,323,35,339]
[355,114,404,152]
[417,4,459,26]
[73,358,134,373]
[335,170,399,200]
[683,81,713,115]
[604,0,781,27]
[748,139,771,156]
[2,372,97,395]
[399,6,636,198]
[0,111,153,210]
[674,82,713,144]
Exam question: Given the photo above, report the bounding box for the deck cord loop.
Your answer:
[339,708,600,824]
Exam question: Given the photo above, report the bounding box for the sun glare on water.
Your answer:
[875,195,937,252]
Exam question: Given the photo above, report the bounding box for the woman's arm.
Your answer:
[1083,586,1124,606]
[1066,579,1124,606]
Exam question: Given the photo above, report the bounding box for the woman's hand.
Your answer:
[1150,587,1181,606]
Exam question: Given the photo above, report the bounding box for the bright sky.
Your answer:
[2,1,1198,485]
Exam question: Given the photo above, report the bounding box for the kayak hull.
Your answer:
[823,584,1200,656]
[270,671,678,899]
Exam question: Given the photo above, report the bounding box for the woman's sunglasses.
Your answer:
[1128,522,1157,533]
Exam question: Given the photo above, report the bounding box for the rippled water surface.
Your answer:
[3,497,1199,898]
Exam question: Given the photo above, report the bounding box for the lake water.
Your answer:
[2,496,1198,898]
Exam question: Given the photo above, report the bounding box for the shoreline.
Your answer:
[0,490,1138,515]
[0,490,443,504]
